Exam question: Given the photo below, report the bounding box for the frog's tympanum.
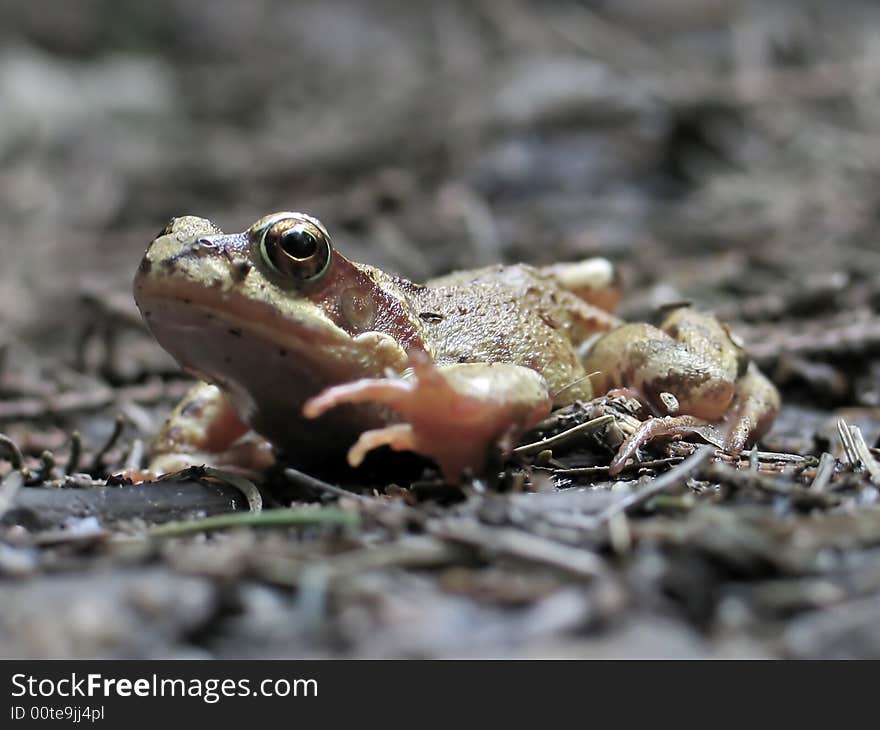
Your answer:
[133,212,779,482]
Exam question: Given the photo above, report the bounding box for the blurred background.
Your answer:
[2,0,878,345]
[2,0,880,658]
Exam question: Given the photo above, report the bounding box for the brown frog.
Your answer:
[133,212,779,482]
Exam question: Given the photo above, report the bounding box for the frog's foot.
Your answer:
[303,351,552,483]
[609,415,708,475]
[137,382,274,480]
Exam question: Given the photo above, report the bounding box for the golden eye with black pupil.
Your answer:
[259,218,332,284]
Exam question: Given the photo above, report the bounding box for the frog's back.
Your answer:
[410,264,591,403]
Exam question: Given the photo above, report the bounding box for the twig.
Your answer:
[90,415,126,473]
[749,445,760,472]
[0,433,24,471]
[123,439,144,473]
[837,419,859,466]
[702,461,838,508]
[547,455,684,477]
[283,467,375,503]
[201,467,263,513]
[253,535,469,588]
[809,452,837,493]
[739,451,815,464]
[1,480,248,529]
[592,445,715,525]
[513,415,615,457]
[66,431,82,474]
[0,470,24,520]
[426,518,606,579]
[849,425,880,486]
[148,506,358,538]
[33,451,56,484]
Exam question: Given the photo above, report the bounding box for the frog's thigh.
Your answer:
[540,257,621,312]
[148,382,273,474]
[583,320,738,421]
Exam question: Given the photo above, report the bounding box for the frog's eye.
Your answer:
[259,218,332,284]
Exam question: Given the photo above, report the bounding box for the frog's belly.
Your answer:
[241,385,392,465]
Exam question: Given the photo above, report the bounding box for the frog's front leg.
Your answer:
[583,307,779,473]
[303,352,552,483]
[145,382,274,476]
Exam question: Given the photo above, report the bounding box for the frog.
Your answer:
[133,211,780,483]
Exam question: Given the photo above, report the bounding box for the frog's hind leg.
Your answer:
[585,307,779,473]
[143,382,274,478]
[303,351,553,483]
[584,310,742,421]
[608,364,779,475]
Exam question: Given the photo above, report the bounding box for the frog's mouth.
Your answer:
[136,278,373,379]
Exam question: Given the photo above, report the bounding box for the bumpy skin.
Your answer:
[133,212,779,482]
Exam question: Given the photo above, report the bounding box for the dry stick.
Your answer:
[809,452,837,493]
[0,433,24,471]
[702,461,838,508]
[513,414,616,457]
[4,480,247,529]
[122,439,144,473]
[548,456,684,477]
[148,507,358,538]
[849,425,880,486]
[735,451,814,464]
[837,419,859,466]
[0,470,23,520]
[66,431,82,474]
[34,451,55,483]
[254,536,469,589]
[201,468,263,513]
[90,415,126,473]
[283,468,425,529]
[592,445,715,526]
[426,517,606,580]
[283,467,376,504]
[749,444,760,472]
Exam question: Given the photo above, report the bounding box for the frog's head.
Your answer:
[133,212,428,442]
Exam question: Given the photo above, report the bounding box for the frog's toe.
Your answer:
[346,422,487,481]
[144,437,275,479]
[609,415,710,475]
[304,351,552,482]
[608,363,779,474]
[302,377,413,418]
[346,424,416,467]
